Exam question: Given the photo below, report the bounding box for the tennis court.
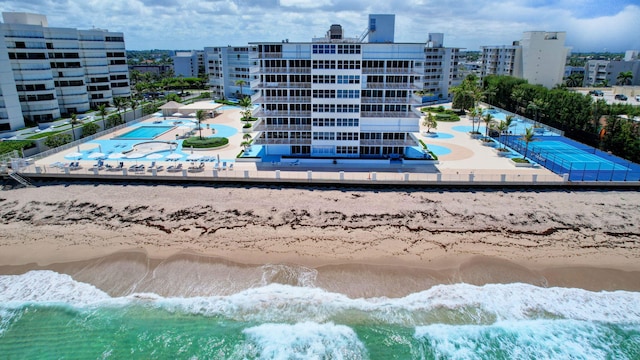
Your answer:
[507,136,640,181]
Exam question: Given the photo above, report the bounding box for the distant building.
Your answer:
[128,64,172,76]
[583,59,640,86]
[480,31,570,88]
[250,14,432,159]
[204,46,253,100]
[0,12,130,131]
[172,50,203,77]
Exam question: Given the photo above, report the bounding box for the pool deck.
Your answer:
[10,104,577,185]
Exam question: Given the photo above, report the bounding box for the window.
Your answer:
[337,90,359,99]
[337,75,360,84]
[15,42,25,49]
[336,132,358,141]
[336,146,358,154]
[312,132,335,140]
[337,44,361,54]
[312,44,336,54]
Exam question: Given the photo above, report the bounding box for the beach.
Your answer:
[1,183,640,358]
[1,183,639,296]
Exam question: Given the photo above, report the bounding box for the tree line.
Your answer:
[452,74,639,163]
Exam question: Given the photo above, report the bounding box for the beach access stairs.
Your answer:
[8,171,35,188]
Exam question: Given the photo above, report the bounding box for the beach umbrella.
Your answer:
[65,151,83,159]
[146,153,164,160]
[108,152,126,159]
[88,152,106,159]
[188,112,196,117]
[172,112,183,117]
[166,153,183,160]
[186,153,203,161]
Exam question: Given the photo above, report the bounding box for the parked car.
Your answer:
[636,95,640,102]
[614,94,628,101]
[588,90,604,96]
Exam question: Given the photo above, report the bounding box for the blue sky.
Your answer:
[2,0,639,52]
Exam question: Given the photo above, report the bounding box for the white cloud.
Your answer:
[2,0,638,51]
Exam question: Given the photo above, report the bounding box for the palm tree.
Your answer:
[504,114,514,146]
[195,109,206,140]
[482,113,494,137]
[243,133,252,143]
[527,98,546,127]
[235,79,247,99]
[98,104,108,130]
[495,120,509,150]
[522,127,535,160]
[616,71,633,86]
[69,113,79,141]
[113,97,126,122]
[565,73,584,87]
[238,96,253,125]
[129,98,139,119]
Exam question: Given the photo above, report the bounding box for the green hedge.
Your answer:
[0,140,35,155]
[26,130,64,140]
[214,99,238,106]
[181,136,229,149]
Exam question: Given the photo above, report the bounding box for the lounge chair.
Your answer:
[155,165,164,172]
[167,163,183,172]
[214,162,220,170]
[221,161,227,170]
[70,162,82,170]
[228,163,234,171]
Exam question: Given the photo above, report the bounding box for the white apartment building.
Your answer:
[250,15,427,159]
[481,31,569,88]
[172,50,203,78]
[204,46,254,100]
[423,33,461,101]
[0,12,130,131]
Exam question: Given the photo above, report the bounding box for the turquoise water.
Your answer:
[1,271,639,359]
[113,126,174,140]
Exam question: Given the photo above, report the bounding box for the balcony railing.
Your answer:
[254,138,312,145]
[253,96,312,103]
[361,111,420,118]
[253,124,312,131]
[254,109,312,117]
[359,139,417,146]
[364,83,420,90]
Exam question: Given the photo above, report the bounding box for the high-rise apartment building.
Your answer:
[480,31,569,88]
[204,46,254,100]
[0,12,130,131]
[250,14,430,159]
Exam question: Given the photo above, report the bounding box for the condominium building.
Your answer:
[0,12,130,131]
[250,14,427,159]
[172,50,204,77]
[583,59,640,86]
[423,33,461,101]
[204,46,254,100]
[480,31,569,88]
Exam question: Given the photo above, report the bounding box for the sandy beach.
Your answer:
[1,183,639,297]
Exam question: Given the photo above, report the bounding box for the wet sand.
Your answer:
[1,184,639,297]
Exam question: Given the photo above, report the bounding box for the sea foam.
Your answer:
[415,319,631,360]
[1,271,640,326]
[234,322,367,359]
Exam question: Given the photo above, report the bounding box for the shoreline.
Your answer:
[1,184,639,297]
[1,249,640,298]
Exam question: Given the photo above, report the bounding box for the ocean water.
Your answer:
[1,270,640,359]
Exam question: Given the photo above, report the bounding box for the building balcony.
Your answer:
[254,137,312,145]
[361,97,418,104]
[253,96,311,103]
[254,109,312,117]
[253,124,312,131]
[361,67,421,75]
[361,111,420,118]
[364,83,420,90]
[252,81,311,89]
[359,139,417,146]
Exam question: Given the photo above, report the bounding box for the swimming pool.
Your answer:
[508,136,640,181]
[113,126,174,140]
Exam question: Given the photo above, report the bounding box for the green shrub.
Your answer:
[214,99,237,106]
[82,122,100,137]
[26,130,64,140]
[512,157,530,163]
[44,133,72,148]
[182,136,229,149]
[0,140,35,155]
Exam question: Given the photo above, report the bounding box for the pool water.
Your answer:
[113,126,174,140]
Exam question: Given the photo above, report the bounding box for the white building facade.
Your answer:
[481,31,569,88]
[0,12,130,131]
[204,46,254,100]
[172,50,203,78]
[250,15,426,159]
